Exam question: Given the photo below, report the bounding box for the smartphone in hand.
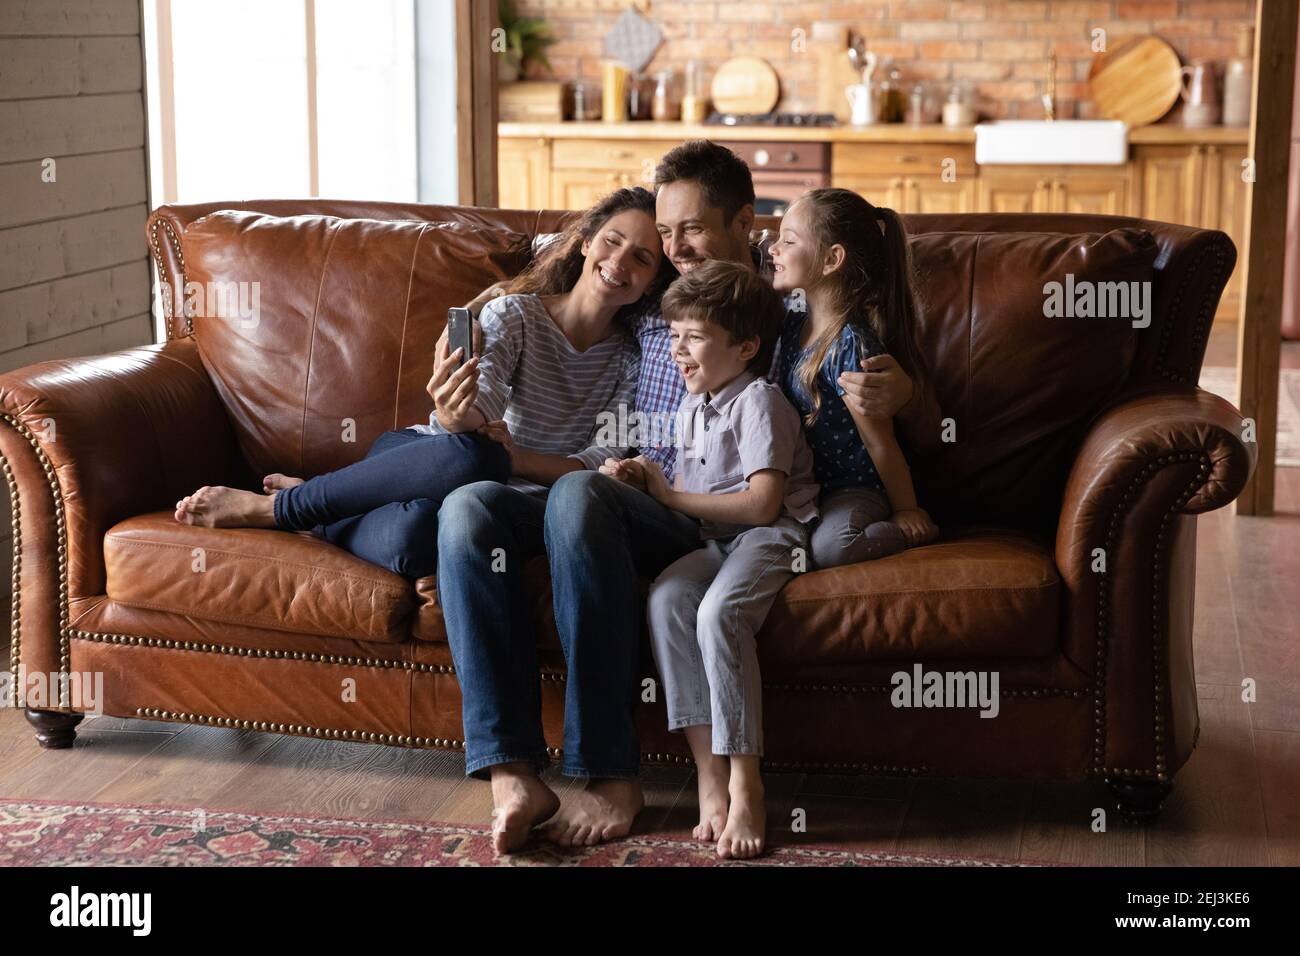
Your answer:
[446,308,474,368]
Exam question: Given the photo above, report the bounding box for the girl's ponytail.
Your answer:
[873,206,928,399]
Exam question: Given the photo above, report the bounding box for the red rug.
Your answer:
[0,798,1050,867]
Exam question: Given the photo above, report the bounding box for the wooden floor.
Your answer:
[2,328,1296,865]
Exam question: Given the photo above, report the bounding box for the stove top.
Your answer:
[704,112,838,128]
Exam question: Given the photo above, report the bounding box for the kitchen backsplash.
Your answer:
[516,0,1256,119]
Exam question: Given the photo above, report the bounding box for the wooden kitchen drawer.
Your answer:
[552,139,667,174]
[833,143,975,178]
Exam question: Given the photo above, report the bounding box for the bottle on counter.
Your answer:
[602,60,629,123]
[1222,25,1253,127]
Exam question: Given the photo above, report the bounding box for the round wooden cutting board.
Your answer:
[1088,36,1183,127]
[711,56,781,115]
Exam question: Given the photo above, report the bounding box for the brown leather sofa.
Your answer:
[0,200,1254,824]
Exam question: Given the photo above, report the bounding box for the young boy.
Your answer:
[603,260,819,860]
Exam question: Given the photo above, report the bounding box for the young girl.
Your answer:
[768,187,937,568]
[172,187,674,580]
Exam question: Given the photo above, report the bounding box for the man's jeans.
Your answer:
[437,471,700,779]
[273,428,509,579]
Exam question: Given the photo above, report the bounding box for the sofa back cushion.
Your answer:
[181,211,530,477]
[907,228,1157,530]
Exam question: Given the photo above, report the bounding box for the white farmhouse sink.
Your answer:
[974,120,1129,165]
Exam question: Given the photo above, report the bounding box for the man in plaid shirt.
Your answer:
[439,141,941,852]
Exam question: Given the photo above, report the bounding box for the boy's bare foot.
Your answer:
[174,486,277,528]
[717,759,766,860]
[263,473,305,493]
[540,778,643,847]
[489,763,560,855]
[693,753,730,842]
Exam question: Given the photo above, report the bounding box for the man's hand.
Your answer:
[427,336,480,431]
[599,456,648,491]
[892,508,938,548]
[839,354,915,419]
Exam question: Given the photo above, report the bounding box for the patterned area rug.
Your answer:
[0,799,1047,867]
[1198,366,1300,466]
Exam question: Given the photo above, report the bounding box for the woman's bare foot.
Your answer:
[174,486,277,528]
[684,727,729,841]
[489,763,561,855]
[717,756,766,860]
[540,778,643,847]
[263,473,305,493]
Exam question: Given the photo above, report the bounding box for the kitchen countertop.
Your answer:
[499,121,1250,146]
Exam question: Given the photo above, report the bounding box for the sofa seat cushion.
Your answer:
[104,513,414,643]
[759,528,1060,665]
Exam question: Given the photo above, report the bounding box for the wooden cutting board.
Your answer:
[1088,36,1182,127]
[711,56,781,115]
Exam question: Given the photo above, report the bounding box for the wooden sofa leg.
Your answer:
[1106,777,1174,825]
[25,709,84,749]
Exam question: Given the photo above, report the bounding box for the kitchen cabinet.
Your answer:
[837,174,975,214]
[498,137,551,211]
[1134,143,1248,317]
[835,144,976,214]
[544,137,665,210]
[1134,144,1203,224]
[1198,144,1250,318]
[833,174,906,211]
[550,169,646,210]
[975,169,1052,213]
[976,167,1130,215]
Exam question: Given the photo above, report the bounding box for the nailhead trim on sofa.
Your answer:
[2,413,71,701]
[148,218,188,340]
[1091,452,1210,781]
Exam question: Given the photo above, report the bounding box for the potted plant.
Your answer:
[498,0,554,83]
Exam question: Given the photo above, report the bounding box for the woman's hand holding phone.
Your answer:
[428,336,481,432]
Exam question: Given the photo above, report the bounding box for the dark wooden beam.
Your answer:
[1235,0,1298,515]
[455,0,498,207]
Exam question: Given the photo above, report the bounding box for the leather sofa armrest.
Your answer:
[1054,387,1255,780]
[0,338,250,678]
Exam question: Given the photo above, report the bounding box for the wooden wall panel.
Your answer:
[0,1,153,603]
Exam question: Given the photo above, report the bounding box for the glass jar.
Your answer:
[681,60,708,124]
[878,59,905,123]
[906,83,927,126]
[628,73,655,121]
[652,70,678,122]
[571,82,601,122]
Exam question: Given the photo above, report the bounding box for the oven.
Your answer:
[718,141,832,217]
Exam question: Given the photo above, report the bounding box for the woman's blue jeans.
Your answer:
[272,428,510,580]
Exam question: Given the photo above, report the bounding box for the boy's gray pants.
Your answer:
[646,517,808,757]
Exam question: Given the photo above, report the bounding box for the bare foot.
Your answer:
[263,473,305,493]
[717,759,766,860]
[489,763,561,855]
[540,778,643,848]
[174,486,277,528]
[693,753,730,842]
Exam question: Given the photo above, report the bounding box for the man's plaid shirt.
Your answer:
[632,236,776,482]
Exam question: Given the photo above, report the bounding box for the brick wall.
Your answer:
[518,0,1257,119]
